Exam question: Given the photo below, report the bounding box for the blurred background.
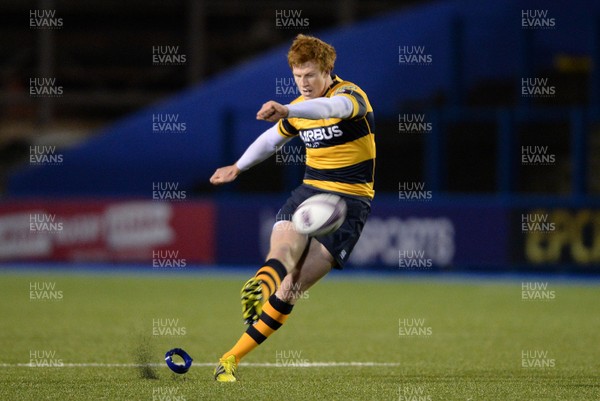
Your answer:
[1,0,599,274]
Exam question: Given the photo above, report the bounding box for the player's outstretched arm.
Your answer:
[209,125,290,186]
[257,97,353,123]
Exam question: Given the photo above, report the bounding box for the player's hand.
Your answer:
[256,101,289,122]
[210,164,241,185]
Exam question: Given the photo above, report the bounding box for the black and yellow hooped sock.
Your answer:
[255,258,287,299]
[223,294,294,362]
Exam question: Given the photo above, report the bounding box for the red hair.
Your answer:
[287,34,336,72]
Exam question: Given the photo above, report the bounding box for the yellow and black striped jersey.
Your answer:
[277,75,376,200]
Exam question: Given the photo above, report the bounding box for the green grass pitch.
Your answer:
[0,268,598,401]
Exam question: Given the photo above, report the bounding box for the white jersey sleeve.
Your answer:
[235,125,291,171]
[286,96,353,120]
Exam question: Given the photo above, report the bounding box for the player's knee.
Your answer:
[268,243,299,271]
[268,243,289,260]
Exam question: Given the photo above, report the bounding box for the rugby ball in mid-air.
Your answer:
[292,194,347,237]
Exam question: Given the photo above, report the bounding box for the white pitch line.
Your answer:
[0,362,400,368]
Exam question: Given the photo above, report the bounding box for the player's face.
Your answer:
[292,61,330,100]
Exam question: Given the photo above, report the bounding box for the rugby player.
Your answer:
[209,34,375,382]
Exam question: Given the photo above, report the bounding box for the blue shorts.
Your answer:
[276,185,371,269]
